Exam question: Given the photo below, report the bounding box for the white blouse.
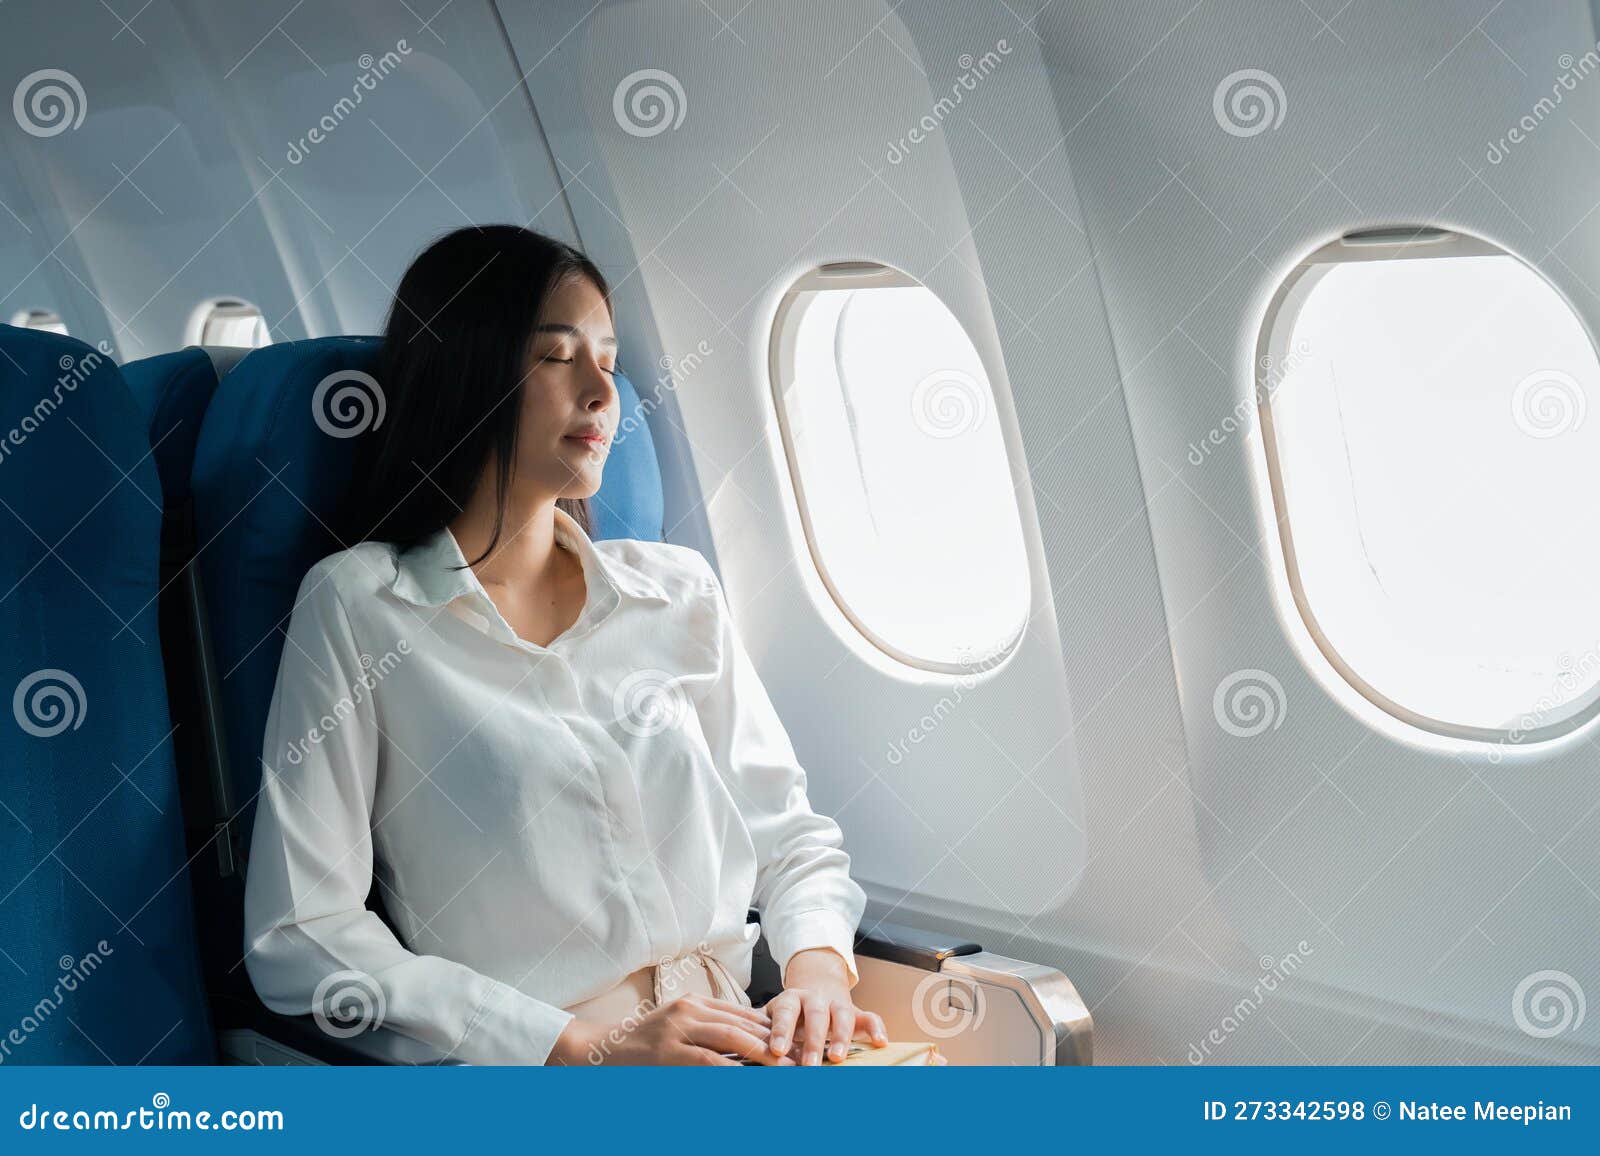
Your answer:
[242,507,865,1064]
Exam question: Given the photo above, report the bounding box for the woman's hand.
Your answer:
[549,994,794,1066]
[764,947,888,1065]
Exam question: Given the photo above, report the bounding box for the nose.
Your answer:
[582,358,617,413]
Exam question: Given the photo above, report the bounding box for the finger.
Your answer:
[767,995,801,1056]
[856,1010,889,1046]
[825,1002,856,1063]
[699,1005,777,1040]
[689,1021,790,1066]
[800,996,830,1065]
[656,1003,767,1058]
[684,1047,741,1066]
[690,996,771,1029]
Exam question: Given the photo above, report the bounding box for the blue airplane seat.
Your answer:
[122,344,256,1008]
[0,324,214,1064]
[187,337,666,857]
[123,347,247,508]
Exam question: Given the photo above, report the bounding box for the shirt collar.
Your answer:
[388,506,669,617]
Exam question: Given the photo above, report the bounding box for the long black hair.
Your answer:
[341,225,610,562]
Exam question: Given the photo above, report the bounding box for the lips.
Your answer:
[564,433,607,449]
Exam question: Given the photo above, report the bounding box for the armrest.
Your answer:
[854,917,981,971]
[746,905,1091,1064]
[846,917,1094,1065]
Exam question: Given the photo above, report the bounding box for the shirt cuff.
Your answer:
[766,908,860,988]
[455,977,577,1065]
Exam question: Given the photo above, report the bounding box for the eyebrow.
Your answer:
[535,323,618,348]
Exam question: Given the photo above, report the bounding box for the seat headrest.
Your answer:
[589,366,664,542]
[0,324,162,540]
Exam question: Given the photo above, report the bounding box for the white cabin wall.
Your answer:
[0,4,293,355]
[1036,0,1600,1062]
[503,0,1092,929]
[0,0,580,353]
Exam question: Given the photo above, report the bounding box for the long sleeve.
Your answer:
[690,561,867,985]
[241,562,576,1064]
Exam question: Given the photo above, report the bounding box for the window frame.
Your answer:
[768,261,1027,676]
[184,296,270,349]
[1257,226,1600,745]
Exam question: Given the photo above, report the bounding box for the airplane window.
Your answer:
[187,297,271,348]
[1259,228,1600,744]
[770,263,1029,672]
[9,309,67,334]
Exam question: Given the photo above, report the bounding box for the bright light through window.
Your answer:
[187,298,271,348]
[10,309,67,335]
[771,265,1029,671]
[1261,232,1600,741]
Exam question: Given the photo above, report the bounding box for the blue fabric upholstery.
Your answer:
[0,325,214,1064]
[188,337,665,843]
[122,347,225,507]
[591,369,664,541]
[120,344,250,1002]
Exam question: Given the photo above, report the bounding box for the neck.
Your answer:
[447,480,565,589]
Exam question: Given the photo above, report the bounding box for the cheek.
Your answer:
[516,379,566,437]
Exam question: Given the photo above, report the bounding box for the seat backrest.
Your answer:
[187,337,667,850]
[122,346,241,509]
[122,345,251,998]
[0,325,214,1064]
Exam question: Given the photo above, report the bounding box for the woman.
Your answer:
[242,226,887,1065]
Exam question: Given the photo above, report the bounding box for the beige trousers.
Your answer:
[563,948,752,1028]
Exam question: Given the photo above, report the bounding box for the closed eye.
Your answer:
[541,356,615,375]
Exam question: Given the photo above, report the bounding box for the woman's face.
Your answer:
[517,273,619,500]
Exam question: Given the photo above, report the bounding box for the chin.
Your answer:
[559,468,605,500]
